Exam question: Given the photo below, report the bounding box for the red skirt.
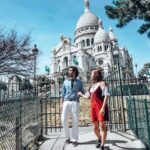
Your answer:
[90,99,109,123]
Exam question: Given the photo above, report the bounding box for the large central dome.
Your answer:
[76,0,98,30]
[76,11,98,30]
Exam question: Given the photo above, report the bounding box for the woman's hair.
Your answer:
[68,66,79,78]
[92,69,103,83]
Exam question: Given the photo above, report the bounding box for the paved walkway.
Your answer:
[39,126,146,150]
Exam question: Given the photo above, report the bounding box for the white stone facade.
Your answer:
[50,0,134,82]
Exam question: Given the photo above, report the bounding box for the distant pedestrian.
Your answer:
[78,69,109,150]
[61,66,84,147]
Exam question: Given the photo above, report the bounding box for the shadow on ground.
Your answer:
[79,139,127,145]
[78,139,144,150]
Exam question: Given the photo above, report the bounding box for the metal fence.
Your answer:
[105,66,150,149]
[39,79,63,134]
[0,76,92,150]
[1,69,150,149]
[0,82,42,150]
[127,98,150,149]
[40,79,91,135]
[105,68,127,132]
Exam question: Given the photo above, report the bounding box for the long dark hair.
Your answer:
[92,69,103,83]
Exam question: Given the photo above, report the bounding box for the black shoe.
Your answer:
[72,141,78,147]
[100,145,104,150]
[65,139,70,144]
[95,139,101,148]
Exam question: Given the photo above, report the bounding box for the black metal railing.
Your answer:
[39,79,63,134]
[1,70,150,149]
[127,98,150,149]
[0,82,42,150]
[105,66,150,149]
[105,66,150,132]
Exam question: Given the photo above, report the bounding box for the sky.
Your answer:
[0,0,150,75]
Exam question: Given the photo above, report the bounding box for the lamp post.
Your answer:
[135,63,138,78]
[32,44,39,94]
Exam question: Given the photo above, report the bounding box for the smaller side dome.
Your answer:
[94,19,110,44]
[109,27,117,41]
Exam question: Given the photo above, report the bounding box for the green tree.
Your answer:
[21,78,33,91]
[138,63,150,78]
[0,27,34,75]
[38,76,51,87]
[105,0,150,38]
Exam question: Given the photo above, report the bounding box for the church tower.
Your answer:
[74,0,98,54]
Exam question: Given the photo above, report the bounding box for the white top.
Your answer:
[85,84,110,97]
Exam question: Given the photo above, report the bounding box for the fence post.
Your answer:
[108,97,112,131]
[40,96,43,136]
[45,94,48,135]
[15,117,20,150]
[133,98,138,137]
[16,99,22,150]
[36,95,44,142]
[127,98,131,130]
[144,99,150,147]
[118,64,126,131]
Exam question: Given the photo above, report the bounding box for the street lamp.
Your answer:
[135,63,138,78]
[32,44,39,94]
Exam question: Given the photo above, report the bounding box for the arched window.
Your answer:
[63,40,68,51]
[98,46,100,51]
[82,40,85,47]
[57,60,60,72]
[105,45,108,51]
[91,38,94,45]
[100,46,102,51]
[86,39,89,46]
[64,57,68,68]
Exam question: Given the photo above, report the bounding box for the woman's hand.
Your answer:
[77,91,83,96]
[100,107,105,116]
[78,91,90,99]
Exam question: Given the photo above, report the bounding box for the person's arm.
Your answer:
[100,81,109,115]
[78,84,91,99]
[60,81,66,108]
[77,91,90,99]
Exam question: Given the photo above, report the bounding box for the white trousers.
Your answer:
[61,101,79,142]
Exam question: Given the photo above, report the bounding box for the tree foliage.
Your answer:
[138,63,150,77]
[38,76,52,87]
[0,27,34,76]
[105,0,150,38]
[21,78,33,91]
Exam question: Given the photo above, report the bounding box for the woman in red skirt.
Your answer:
[78,69,109,150]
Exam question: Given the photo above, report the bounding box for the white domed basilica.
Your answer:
[50,0,134,82]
